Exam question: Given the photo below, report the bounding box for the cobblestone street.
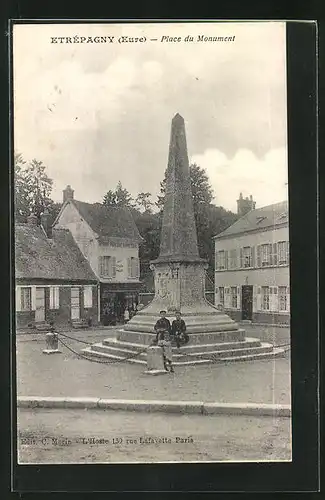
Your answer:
[17,408,292,463]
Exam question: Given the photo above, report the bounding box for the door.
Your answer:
[241,285,253,320]
[35,287,45,322]
[71,287,80,320]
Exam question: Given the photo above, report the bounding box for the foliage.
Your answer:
[103,181,134,208]
[135,192,154,213]
[14,153,54,223]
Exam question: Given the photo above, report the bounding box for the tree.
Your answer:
[155,163,238,282]
[103,181,134,209]
[135,192,154,213]
[156,163,214,210]
[14,153,54,223]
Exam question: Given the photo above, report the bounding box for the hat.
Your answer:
[160,310,167,314]
[175,310,181,314]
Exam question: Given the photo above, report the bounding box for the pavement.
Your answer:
[17,407,292,463]
[16,327,291,405]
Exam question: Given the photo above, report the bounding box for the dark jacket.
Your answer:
[171,319,186,335]
[154,317,171,333]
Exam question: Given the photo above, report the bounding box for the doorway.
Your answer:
[35,287,45,322]
[241,285,253,320]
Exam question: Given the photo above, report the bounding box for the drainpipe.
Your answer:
[97,283,101,323]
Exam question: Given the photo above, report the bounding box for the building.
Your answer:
[15,213,99,330]
[53,186,143,323]
[214,199,290,325]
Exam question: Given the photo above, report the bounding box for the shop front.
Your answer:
[100,282,141,325]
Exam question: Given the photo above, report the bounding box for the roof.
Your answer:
[214,201,288,239]
[15,224,98,282]
[71,200,143,242]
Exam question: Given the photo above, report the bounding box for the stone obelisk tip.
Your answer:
[155,114,200,262]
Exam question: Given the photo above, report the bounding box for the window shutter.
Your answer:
[257,245,261,267]
[286,242,290,264]
[111,257,116,278]
[225,287,230,308]
[55,287,60,309]
[225,250,228,270]
[251,246,255,268]
[136,258,140,278]
[215,251,219,270]
[256,287,261,311]
[273,243,278,266]
[31,286,36,311]
[240,248,243,268]
[287,286,290,311]
[237,286,241,310]
[15,287,21,312]
[269,244,274,265]
[99,257,103,276]
[273,286,278,311]
[127,257,132,278]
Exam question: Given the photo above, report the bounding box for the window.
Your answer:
[261,286,270,311]
[49,286,60,309]
[83,286,93,308]
[21,287,31,311]
[100,256,116,278]
[128,257,140,278]
[231,287,237,308]
[243,246,252,268]
[229,249,237,269]
[279,286,288,311]
[216,250,227,270]
[278,241,289,265]
[261,244,271,266]
[219,287,225,306]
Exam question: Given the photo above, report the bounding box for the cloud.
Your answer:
[191,147,288,211]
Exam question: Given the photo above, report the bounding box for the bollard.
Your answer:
[42,329,61,354]
[144,345,169,376]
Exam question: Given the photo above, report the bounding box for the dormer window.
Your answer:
[256,216,267,224]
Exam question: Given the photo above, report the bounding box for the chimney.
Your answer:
[41,208,52,238]
[237,193,256,217]
[63,185,74,203]
[27,213,38,226]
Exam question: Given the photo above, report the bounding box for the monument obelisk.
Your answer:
[119,113,244,343]
[83,114,285,362]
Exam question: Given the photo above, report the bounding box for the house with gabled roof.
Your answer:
[214,197,290,325]
[15,212,99,330]
[53,186,143,324]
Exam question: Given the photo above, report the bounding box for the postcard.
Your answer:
[13,20,292,467]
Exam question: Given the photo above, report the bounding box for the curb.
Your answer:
[17,397,291,417]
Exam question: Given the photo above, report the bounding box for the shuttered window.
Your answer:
[278,241,289,265]
[261,286,270,310]
[100,256,116,278]
[128,257,140,278]
[279,286,288,311]
[231,287,237,308]
[21,287,32,311]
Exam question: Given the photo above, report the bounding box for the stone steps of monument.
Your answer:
[35,322,52,332]
[101,337,262,355]
[95,338,261,357]
[81,346,145,364]
[81,340,285,365]
[117,329,246,345]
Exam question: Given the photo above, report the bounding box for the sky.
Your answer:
[13,22,288,213]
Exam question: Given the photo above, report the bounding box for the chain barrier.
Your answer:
[55,330,290,366]
[57,333,153,365]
